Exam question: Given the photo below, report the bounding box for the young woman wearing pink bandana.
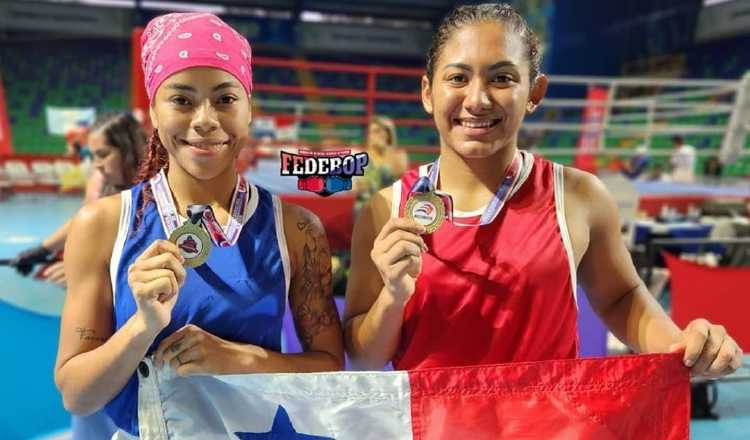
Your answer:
[54,13,344,437]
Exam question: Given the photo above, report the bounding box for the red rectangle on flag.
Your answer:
[408,353,689,439]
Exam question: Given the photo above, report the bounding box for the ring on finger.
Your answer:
[170,342,182,353]
[176,353,186,365]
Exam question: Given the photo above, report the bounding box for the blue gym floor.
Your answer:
[0,193,747,439]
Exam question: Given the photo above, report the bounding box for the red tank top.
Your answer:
[392,153,578,370]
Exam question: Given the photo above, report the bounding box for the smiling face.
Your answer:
[421,21,547,159]
[149,67,252,181]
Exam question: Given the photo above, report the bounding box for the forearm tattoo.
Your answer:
[290,212,340,350]
[75,327,107,343]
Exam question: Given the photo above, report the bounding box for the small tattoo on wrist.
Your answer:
[75,327,107,343]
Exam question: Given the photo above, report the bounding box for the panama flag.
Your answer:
[134,353,688,440]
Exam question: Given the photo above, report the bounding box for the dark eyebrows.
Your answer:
[164,83,195,92]
[443,62,471,71]
[487,61,518,70]
[163,81,241,93]
[212,81,241,92]
[442,61,519,71]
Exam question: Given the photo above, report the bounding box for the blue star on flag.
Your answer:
[235,405,334,439]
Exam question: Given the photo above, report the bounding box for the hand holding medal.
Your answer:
[169,206,212,268]
[370,166,454,304]
[150,169,250,268]
[404,176,452,234]
[127,240,187,333]
[373,153,523,304]
[371,216,428,305]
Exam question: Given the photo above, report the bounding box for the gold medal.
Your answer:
[169,222,211,268]
[405,192,445,234]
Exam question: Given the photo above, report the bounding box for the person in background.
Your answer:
[621,145,650,180]
[65,123,94,162]
[12,112,146,286]
[670,135,696,183]
[354,116,409,210]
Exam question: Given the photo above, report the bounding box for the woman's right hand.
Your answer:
[370,218,427,305]
[127,240,186,333]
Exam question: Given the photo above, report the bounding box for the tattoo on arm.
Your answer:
[290,212,340,350]
[75,327,107,343]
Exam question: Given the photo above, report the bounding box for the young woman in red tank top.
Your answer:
[344,3,742,379]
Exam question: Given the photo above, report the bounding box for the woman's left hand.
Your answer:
[669,319,743,378]
[153,324,253,376]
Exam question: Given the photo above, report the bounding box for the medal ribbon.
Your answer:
[150,169,249,247]
[411,151,522,227]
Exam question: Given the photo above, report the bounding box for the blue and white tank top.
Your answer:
[104,181,290,436]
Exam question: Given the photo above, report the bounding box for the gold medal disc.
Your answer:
[405,192,445,234]
[169,222,211,268]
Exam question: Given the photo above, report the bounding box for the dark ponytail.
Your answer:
[133,129,169,232]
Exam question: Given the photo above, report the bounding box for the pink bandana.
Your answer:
[140,13,253,101]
